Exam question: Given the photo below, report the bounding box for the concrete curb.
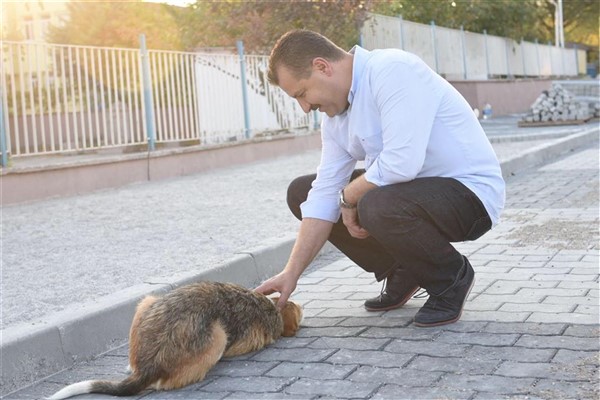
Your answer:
[499,127,599,179]
[1,235,305,396]
[2,128,598,396]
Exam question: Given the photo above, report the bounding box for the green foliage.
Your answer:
[179,0,370,53]
[48,0,183,50]
[371,0,547,41]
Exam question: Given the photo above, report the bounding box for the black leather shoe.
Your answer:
[413,257,475,327]
[364,270,419,312]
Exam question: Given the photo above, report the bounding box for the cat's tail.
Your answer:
[47,372,153,399]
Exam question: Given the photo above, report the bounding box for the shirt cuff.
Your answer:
[300,198,341,223]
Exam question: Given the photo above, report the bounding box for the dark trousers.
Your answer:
[287,170,492,295]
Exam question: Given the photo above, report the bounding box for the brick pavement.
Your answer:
[6,143,599,399]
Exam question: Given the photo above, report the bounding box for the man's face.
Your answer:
[276,62,346,118]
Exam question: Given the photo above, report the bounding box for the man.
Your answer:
[255,29,505,327]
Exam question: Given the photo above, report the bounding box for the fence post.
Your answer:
[548,41,553,76]
[504,39,512,79]
[236,40,251,139]
[574,45,579,76]
[0,85,8,167]
[460,25,468,79]
[430,21,439,74]
[535,39,541,76]
[139,34,156,151]
[484,29,490,79]
[398,15,405,50]
[521,38,526,77]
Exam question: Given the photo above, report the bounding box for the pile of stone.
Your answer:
[521,83,591,124]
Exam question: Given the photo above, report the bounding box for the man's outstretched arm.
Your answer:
[255,217,333,308]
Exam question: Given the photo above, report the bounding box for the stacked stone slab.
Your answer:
[522,83,591,123]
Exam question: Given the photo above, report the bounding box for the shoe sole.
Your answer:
[364,286,420,312]
[413,276,475,328]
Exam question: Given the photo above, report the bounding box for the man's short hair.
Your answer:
[268,29,346,86]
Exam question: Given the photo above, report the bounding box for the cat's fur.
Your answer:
[48,281,302,399]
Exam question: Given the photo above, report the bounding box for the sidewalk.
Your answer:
[6,137,599,399]
[1,117,599,397]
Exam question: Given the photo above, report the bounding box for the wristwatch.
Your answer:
[339,189,356,209]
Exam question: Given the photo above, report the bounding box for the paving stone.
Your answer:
[359,327,438,340]
[325,349,413,368]
[557,281,598,289]
[465,345,555,362]
[405,355,499,374]
[143,389,228,399]
[384,339,470,357]
[266,361,355,380]
[200,376,294,393]
[296,326,366,338]
[332,284,382,293]
[338,317,413,328]
[459,310,531,323]
[347,365,442,386]
[483,322,565,336]
[302,299,367,309]
[318,278,376,287]
[527,311,599,324]
[226,392,312,399]
[291,291,351,301]
[308,336,390,351]
[294,285,340,293]
[542,295,597,306]
[209,360,279,377]
[499,302,574,313]
[483,280,558,294]
[532,378,600,399]
[495,360,598,381]
[438,373,536,395]
[304,269,365,279]
[269,337,317,349]
[300,317,345,328]
[317,307,386,318]
[562,324,600,337]
[251,348,336,363]
[532,273,598,281]
[552,349,599,364]
[284,378,380,398]
[372,383,474,399]
[515,334,600,351]
[436,331,520,346]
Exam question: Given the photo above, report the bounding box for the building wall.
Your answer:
[2,0,68,42]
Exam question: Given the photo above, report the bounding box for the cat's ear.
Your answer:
[281,302,302,337]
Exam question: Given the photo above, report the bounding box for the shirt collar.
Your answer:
[348,45,370,105]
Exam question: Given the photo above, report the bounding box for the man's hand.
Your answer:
[341,207,370,239]
[254,270,299,310]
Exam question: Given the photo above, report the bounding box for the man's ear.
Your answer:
[312,57,332,76]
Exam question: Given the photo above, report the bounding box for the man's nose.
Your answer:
[297,98,311,114]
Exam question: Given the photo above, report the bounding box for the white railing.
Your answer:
[1,41,315,159]
[361,13,586,80]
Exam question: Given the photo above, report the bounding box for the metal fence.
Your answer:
[361,13,586,80]
[0,39,316,162]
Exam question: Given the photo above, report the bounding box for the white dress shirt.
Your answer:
[300,46,505,226]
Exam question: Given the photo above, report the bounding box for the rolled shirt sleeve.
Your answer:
[300,117,357,223]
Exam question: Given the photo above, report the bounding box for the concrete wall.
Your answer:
[451,79,552,115]
[1,133,321,205]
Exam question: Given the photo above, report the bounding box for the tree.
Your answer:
[371,0,547,42]
[179,0,371,54]
[48,0,183,50]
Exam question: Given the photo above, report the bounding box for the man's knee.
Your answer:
[286,174,315,220]
[358,188,415,233]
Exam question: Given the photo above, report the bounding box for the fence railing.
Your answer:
[0,39,316,162]
[361,13,586,80]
